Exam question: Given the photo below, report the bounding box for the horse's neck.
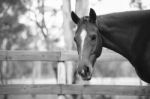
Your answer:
[96,11,149,61]
[101,34,132,60]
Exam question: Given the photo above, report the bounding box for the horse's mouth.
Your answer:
[81,75,92,80]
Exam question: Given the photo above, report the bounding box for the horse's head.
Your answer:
[71,8,102,80]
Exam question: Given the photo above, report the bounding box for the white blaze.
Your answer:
[80,29,87,59]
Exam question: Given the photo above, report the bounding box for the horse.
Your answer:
[71,8,150,83]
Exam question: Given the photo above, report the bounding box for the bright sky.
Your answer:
[90,0,150,14]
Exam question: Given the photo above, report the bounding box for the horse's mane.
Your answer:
[97,10,150,27]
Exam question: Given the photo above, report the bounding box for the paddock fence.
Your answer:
[0,50,149,96]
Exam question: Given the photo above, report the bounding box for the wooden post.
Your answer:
[57,62,66,99]
[62,0,74,85]
[62,1,75,99]
[75,0,89,17]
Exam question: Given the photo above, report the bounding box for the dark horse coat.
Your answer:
[97,10,150,83]
[71,9,150,83]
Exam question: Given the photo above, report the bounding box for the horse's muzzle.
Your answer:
[78,65,92,80]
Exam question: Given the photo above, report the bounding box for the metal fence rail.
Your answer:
[0,84,150,96]
[0,50,149,96]
[0,50,126,61]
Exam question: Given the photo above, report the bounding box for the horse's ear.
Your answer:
[71,11,80,24]
[89,8,96,23]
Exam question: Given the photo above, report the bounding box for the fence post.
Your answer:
[57,61,66,99]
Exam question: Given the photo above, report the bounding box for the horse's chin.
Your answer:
[80,73,92,81]
[77,59,94,81]
[82,76,92,80]
[81,76,91,81]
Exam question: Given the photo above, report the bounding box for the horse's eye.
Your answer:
[91,35,96,41]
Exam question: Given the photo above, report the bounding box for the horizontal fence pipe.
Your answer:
[0,50,126,62]
[0,84,150,96]
[0,50,61,61]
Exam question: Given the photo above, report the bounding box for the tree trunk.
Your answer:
[63,0,74,85]
[75,0,89,17]
[57,0,74,99]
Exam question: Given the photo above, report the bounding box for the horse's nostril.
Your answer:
[84,66,90,73]
[79,69,86,77]
[78,66,90,77]
[81,69,85,75]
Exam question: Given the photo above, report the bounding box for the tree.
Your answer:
[75,0,89,17]
[20,0,62,80]
[130,0,143,10]
[0,0,28,82]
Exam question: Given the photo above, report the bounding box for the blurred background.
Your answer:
[0,0,149,99]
